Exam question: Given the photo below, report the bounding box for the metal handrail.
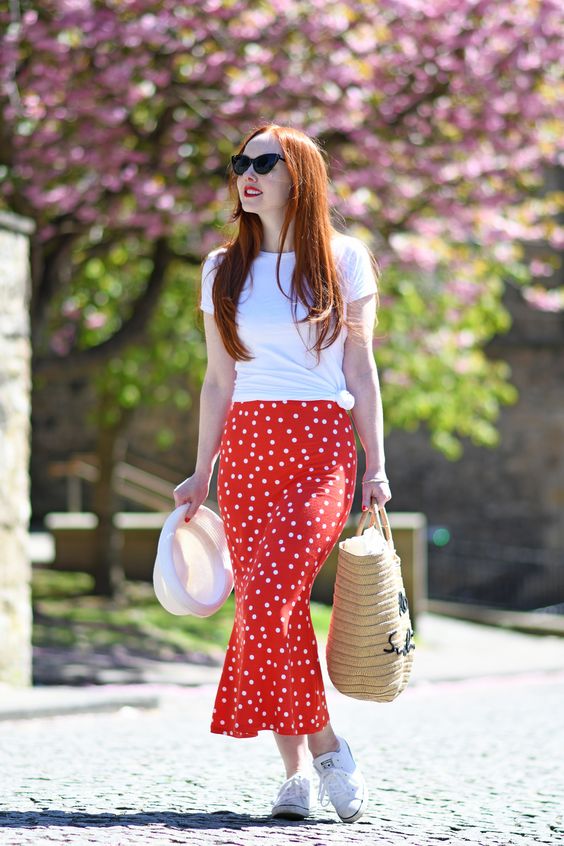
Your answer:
[47,454,178,511]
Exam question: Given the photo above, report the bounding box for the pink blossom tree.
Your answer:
[1,0,563,591]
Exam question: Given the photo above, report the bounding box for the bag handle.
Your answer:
[355,504,394,547]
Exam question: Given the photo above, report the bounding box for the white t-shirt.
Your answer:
[199,233,377,409]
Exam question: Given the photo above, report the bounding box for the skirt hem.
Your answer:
[210,716,330,739]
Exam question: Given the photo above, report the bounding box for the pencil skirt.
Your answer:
[210,399,357,738]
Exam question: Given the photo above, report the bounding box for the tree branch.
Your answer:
[33,236,173,378]
[30,230,80,337]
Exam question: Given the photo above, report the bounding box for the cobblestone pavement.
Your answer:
[1,670,563,846]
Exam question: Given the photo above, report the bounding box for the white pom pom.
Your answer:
[335,389,355,410]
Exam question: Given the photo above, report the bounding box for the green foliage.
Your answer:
[47,234,208,441]
[376,250,519,459]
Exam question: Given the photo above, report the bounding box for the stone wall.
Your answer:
[0,211,35,686]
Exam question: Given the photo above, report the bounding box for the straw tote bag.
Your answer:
[326,505,415,702]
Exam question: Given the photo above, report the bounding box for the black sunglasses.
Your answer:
[231,153,285,175]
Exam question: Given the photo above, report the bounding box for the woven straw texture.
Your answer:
[326,508,415,702]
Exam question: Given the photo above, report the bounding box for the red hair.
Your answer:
[206,123,375,361]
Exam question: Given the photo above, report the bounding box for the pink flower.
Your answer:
[522,286,564,312]
[84,312,107,330]
[529,259,554,278]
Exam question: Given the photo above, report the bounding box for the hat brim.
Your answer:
[153,504,233,617]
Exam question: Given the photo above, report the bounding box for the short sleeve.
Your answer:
[199,250,224,314]
[335,236,378,303]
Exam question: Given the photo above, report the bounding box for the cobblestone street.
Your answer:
[1,668,563,845]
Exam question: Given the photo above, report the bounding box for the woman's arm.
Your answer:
[342,294,391,511]
[173,312,236,519]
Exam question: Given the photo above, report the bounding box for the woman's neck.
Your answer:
[260,221,294,253]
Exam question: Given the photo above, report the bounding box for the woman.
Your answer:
[173,124,391,823]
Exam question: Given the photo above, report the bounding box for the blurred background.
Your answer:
[1,0,563,689]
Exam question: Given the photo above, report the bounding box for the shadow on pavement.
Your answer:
[32,642,222,686]
[0,810,340,830]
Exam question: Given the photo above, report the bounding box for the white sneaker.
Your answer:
[313,736,367,823]
[271,772,312,820]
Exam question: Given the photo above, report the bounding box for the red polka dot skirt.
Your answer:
[211,399,357,738]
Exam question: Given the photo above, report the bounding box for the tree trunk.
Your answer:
[91,402,132,598]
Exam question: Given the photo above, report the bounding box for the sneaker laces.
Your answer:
[275,773,310,805]
[317,768,358,808]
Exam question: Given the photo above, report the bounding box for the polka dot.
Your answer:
[211,400,355,738]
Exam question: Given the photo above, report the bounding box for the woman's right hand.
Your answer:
[172,473,210,522]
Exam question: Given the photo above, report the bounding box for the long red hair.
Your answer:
[206,123,376,361]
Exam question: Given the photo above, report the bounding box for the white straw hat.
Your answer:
[153,504,233,617]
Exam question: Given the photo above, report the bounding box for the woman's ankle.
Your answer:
[273,731,311,779]
[307,726,340,758]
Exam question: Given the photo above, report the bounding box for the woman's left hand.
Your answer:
[361,474,391,511]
